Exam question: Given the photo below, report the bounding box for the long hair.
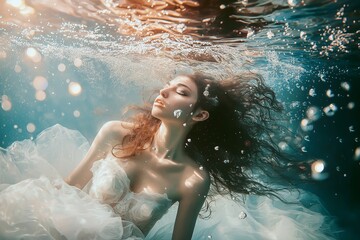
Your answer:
[113,72,303,215]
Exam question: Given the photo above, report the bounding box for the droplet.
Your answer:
[340,82,350,91]
[68,82,82,96]
[304,135,310,141]
[74,58,83,67]
[14,64,22,73]
[35,90,46,101]
[353,147,360,161]
[58,63,66,72]
[214,146,219,151]
[278,141,289,151]
[187,138,191,142]
[312,160,325,173]
[173,109,182,118]
[306,106,321,121]
[1,95,12,111]
[336,166,340,171]
[183,123,187,127]
[26,123,36,133]
[300,118,313,131]
[25,47,41,63]
[267,31,274,39]
[301,146,307,152]
[349,126,355,132]
[326,89,334,98]
[219,4,226,9]
[73,110,80,118]
[33,76,48,91]
[323,104,337,117]
[199,166,203,170]
[347,102,355,109]
[311,159,328,180]
[223,159,230,164]
[300,31,307,40]
[308,88,316,97]
[238,211,247,219]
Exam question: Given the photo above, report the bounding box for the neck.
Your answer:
[151,122,191,161]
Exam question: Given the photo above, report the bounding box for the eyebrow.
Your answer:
[168,81,192,92]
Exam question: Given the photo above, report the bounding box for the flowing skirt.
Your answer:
[0,124,337,239]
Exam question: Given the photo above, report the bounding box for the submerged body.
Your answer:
[0,74,337,239]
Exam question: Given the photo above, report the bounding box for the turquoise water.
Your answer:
[1,0,359,238]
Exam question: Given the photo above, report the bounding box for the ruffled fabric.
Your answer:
[147,192,336,239]
[0,124,337,239]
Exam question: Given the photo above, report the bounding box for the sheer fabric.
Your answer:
[0,125,336,239]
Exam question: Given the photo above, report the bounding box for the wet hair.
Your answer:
[113,72,302,215]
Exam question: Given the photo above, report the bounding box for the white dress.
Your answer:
[0,125,336,239]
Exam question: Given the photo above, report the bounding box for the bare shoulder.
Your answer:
[99,121,134,142]
[180,160,211,198]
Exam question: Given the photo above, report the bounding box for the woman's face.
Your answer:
[151,76,199,125]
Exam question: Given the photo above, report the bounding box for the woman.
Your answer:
[0,72,335,239]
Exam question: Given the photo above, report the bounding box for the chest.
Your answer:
[117,153,184,201]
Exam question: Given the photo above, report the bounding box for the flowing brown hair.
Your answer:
[113,72,304,216]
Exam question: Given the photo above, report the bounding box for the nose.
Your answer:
[160,86,170,98]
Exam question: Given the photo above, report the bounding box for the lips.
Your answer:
[154,98,166,107]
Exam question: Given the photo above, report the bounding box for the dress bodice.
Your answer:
[88,156,173,235]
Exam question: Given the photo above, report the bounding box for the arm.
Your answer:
[172,170,211,240]
[65,121,130,189]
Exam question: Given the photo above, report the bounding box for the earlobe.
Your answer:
[192,110,209,122]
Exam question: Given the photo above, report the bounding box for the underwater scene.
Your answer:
[0,0,359,239]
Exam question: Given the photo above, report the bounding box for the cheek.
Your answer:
[171,102,196,119]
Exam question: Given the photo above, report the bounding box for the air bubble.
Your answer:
[58,63,66,72]
[26,123,36,133]
[35,91,46,101]
[326,89,334,98]
[68,82,82,96]
[73,110,80,118]
[354,147,360,161]
[340,82,350,91]
[14,64,22,73]
[349,126,354,132]
[306,106,321,121]
[267,31,275,39]
[308,88,316,97]
[311,160,328,180]
[278,141,289,151]
[347,102,355,109]
[74,58,83,67]
[173,109,182,118]
[238,211,247,219]
[33,76,48,91]
[26,47,42,63]
[301,118,313,131]
[323,104,337,117]
[1,95,12,111]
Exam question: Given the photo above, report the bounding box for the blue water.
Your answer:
[1,0,359,238]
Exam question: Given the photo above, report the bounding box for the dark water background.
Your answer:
[1,0,359,238]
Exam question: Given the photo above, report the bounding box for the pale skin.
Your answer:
[65,76,211,240]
